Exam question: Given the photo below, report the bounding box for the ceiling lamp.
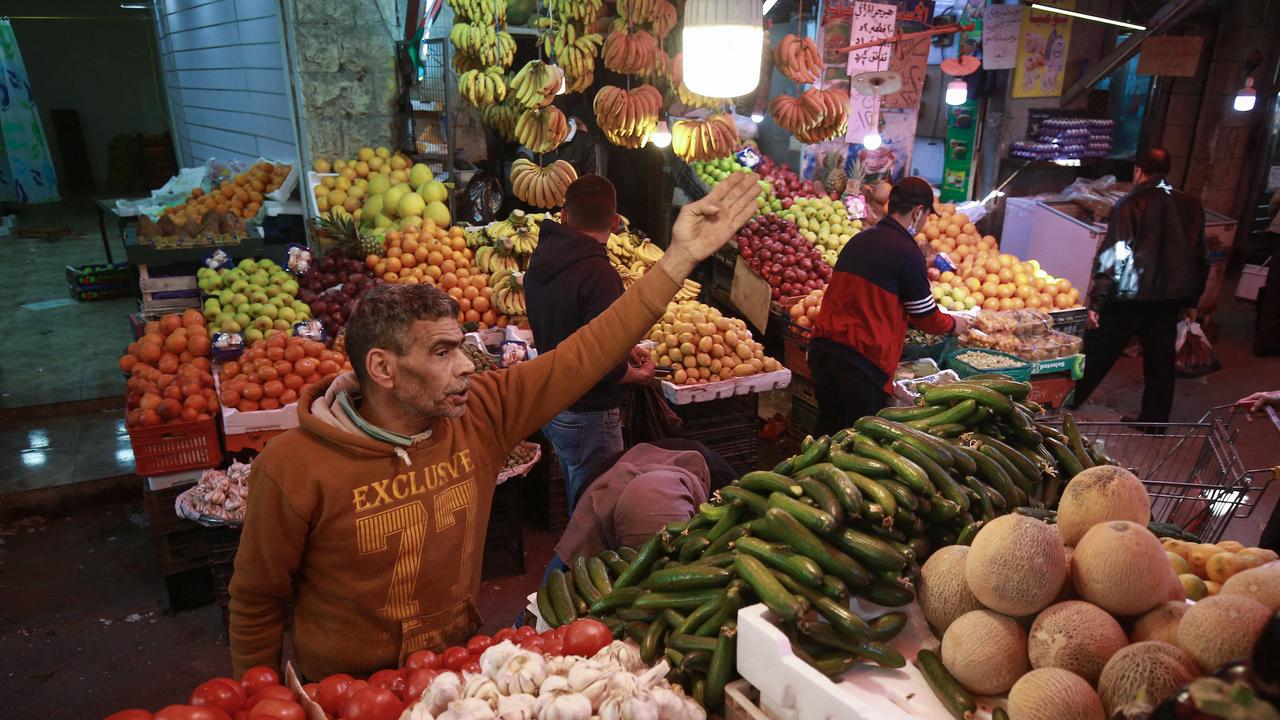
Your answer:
[939,54,978,107]
[651,120,672,148]
[1234,77,1257,112]
[945,79,969,106]
[682,0,763,98]
[863,131,883,150]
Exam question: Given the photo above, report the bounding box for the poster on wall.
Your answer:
[883,35,930,109]
[845,2,897,143]
[1012,0,1074,98]
[1136,36,1203,77]
[940,99,978,202]
[982,4,1022,70]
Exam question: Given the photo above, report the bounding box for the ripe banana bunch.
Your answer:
[546,0,603,23]
[643,49,672,83]
[514,106,570,153]
[510,158,578,208]
[671,114,741,163]
[770,93,823,133]
[775,34,823,84]
[632,239,665,266]
[603,28,658,75]
[450,22,495,55]
[606,231,640,266]
[618,0,676,38]
[459,67,508,107]
[793,88,849,143]
[481,98,520,142]
[486,210,541,255]
[550,26,603,82]
[510,60,564,109]
[674,279,702,302]
[566,69,594,93]
[647,0,677,38]
[490,269,528,316]
[593,84,662,148]
[448,0,506,26]
[451,26,514,70]
[475,245,519,275]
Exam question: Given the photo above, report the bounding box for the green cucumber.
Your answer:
[924,383,1016,416]
[633,588,725,610]
[959,376,1031,399]
[572,556,604,604]
[548,569,577,622]
[867,612,908,642]
[964,476,996,521]
[704,503,745,543]
[662,609,688,630]
[776,572,869,639]
[613,533,663,589]
[891,440,969,511]
[796,619,903,667]
[734,554,805,621]
[916,648,977,720]
[797,476,844,521]
[1062,412,1096,469]
[642,565,733,591]
[801,464,865,517]
[617,606,659,622]
[853,440,935,495]
[677,593,723,635]
[878,403,947,421]
[858,579,914,607]
[677,535,711,562]
[599,550,629,576]
[696,581,743,636]
[828,527,908,571]
[978,443,1035,494]
[537,581,561,627]
[565,577,589,616]
[668,632,717,653]
[820,574,849,603]
[641,614,669,664]
[704,620,736,711]
[768,491,838,534]
[589,586,644,614]
[908,399,977,429]
[957,521,983,546]
[878,478,920,512]
[959,445,1022,508]
[624,621,649,642]
[829,445,895,478]
[792,434,831,471]
[758,508,870,586]
[923,495,963,522]
[855,417,957,467]
[736,536,824,588]
[719,486,769,516]
[739,471,803,498]
[702,524,748,557]
[690,551,737,568]
[587,557,613,596]
[970,432,1043,485]
[1045,435,1084,481]
[844,471,897,519]
[927,422,968,438]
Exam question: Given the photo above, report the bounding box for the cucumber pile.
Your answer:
[536,377,1109,706]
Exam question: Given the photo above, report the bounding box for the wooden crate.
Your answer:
[725,679,774,720]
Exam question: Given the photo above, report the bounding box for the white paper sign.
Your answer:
[845,1,896,143]
[982,4,1022,70]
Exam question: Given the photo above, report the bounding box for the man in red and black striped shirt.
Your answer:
[809,177,968,435]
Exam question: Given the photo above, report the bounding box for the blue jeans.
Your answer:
[542,408,624,515]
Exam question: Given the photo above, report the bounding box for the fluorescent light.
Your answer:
[762,0,778,14]
[682,0,763,98]
[945,79,968,106]
[1234,77,1257,112]
[1052,158,1082,167]
[1028,4,1146,30]
[750,112,765,122]
[863,132,882,150]
[651,120,672,148]
[120,2,151,7]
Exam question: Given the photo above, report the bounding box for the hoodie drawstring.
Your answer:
[394,447,412,467]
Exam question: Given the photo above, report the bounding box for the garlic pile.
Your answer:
[399,641,706,720]
[175,461,251,523]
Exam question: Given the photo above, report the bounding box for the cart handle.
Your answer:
[1204,403,1280,436]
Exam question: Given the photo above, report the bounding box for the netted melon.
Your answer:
[919,545,983,634]
[1073,521,1176,616]
[1220,564,1280,611]
[1028,601,1128,685]
[1008,668,1105,720]
[966,514,1068,617]
[941,609,1029,695]
[1177,594,1270,671]
[1056,466,1150,546]
[1130,601,1189,645]
[1098,641,1198,716]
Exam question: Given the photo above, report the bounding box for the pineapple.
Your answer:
[311,212,383,258]
[824,155,849,195]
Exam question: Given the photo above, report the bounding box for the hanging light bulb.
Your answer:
[682,0,762,98]
[750,112,765,122]
[1234,77,1257,112]
[651,120,672,148]
[863,132,882,150]
[945,78,968,106]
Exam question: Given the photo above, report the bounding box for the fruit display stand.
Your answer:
[143,471,240,610]
[657,367,792,406]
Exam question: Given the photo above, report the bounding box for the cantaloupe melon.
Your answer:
[1238,548,1279,565]
[1008,668,1105,720]
[941,610,1029,695]
[1054,546,1078,603]
[1098,641,1199,716]
[1028,601,1128,685]
[1220,564,1280,610]
[919,545,983,634]
[1072,521,1176,616]
[965,514,1068,617]
[1177,594,1270,671]
[1131,601,1189,645]
[1056,466,1150,546]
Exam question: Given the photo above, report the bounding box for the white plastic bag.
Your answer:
[1175,319,1221,377]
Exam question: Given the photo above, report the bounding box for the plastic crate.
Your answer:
[1029,373,1077,410]
[944,347,1033,382]
[66,262,132,287]
[128,416,223,476]
[1049,307,1089,337]
[143,479,200,536]
[482,480,526,579]
[674,160,711,201]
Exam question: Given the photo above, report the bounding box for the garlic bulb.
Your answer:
[479,640,522,677]
[566,660,611,707]
[647,687,688,720]
[463,672,501,710]
[495,651,548,695]
[606,671,639,696]
[544,654,577,676]
[598,689,660,720]
[536,689,592,720]
[679,697,706,720]
[593,641,646,673]
[424,671,464,715]
[538,674,570,697]
[400,700,437,720]
[495,693,538,720]
[438,697,497,720]
[636,661,670,691]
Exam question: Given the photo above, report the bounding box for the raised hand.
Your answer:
[659,172,761,280]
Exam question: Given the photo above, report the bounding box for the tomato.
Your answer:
[367,669,404,698]
[519,635,546,652]
[245,686,293,712]
[300,683,318,701]
[208,679,247,708]
[342,687,404,720]
[154,707,232,720]
[105,711,153,720]
[191,679,245,714]
[247,699,304,720]
[514,625,538,640]
[240,666,281,695]
[340,680,371,716]
[465,634,493,655]
[314,674,353,717]
[461,659,481,675]
[544,626,569,641]
[542,637,564,656]
[441,646,471,672]
[403,669,439,703]
[562,618,614,658]
[493,627,518,644]
[404,650,441,672]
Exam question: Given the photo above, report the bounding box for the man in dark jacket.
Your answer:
[809,177,968,435]
[524,175,655,510]
[1070,148,1209,423]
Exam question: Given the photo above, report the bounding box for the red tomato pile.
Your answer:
[121,310,217,428]
[218,334,350,412]
[102,620,615,720]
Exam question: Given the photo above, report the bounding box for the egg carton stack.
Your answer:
[1011,118,1114,161]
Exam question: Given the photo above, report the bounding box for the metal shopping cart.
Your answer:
[1068,406,1278,543]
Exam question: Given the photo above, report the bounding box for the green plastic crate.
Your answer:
[944,347,1034,382]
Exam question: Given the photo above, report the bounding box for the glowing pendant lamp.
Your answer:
[682,0,762,98]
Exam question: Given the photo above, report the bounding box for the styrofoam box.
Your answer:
[660,368,792,405]
[147,469,205,491]
[306,171,337,221]
[737,601,1004,720]
[214,372,301,435]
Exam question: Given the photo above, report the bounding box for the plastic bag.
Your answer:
[1175,319,1222,378]
[461,171,503,225]
[626,384,683,443]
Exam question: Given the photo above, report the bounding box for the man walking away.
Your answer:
[524,175,655,511]
[1070,148,1209,423]
[809,177,968,435]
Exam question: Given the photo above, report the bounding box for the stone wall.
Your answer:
[285,0,402,162]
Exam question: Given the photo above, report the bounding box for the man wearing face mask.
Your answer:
[809,176,969,435]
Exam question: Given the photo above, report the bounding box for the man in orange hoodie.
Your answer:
[228,172,761,680]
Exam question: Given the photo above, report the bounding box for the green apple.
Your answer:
[272,318,291,331]
[270,271,291,284]
[277,294,292,306]
[204,297,221,311]
[221,319,242,333]
[282,280,299,296]
[234,312,252,329]
[253,316,274,331]
[230,279,249,293]
[278,307,297,323]
[265,285,282,298]
[217,290,234,306]
[249,289,269,304]
[250,271,269,287]
[238,259,258,273]
[260,304,278,319]
[244,327,264,342]
[291,301,309,316]
[203,307,220,322]
[248,302,263,315]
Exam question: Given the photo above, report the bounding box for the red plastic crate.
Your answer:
[1029,373,1077,410]
[128,416,223,476]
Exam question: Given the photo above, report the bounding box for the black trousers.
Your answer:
[809,348,888,437]
[1074,300,1180,422]
[1255,232,1280,355]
